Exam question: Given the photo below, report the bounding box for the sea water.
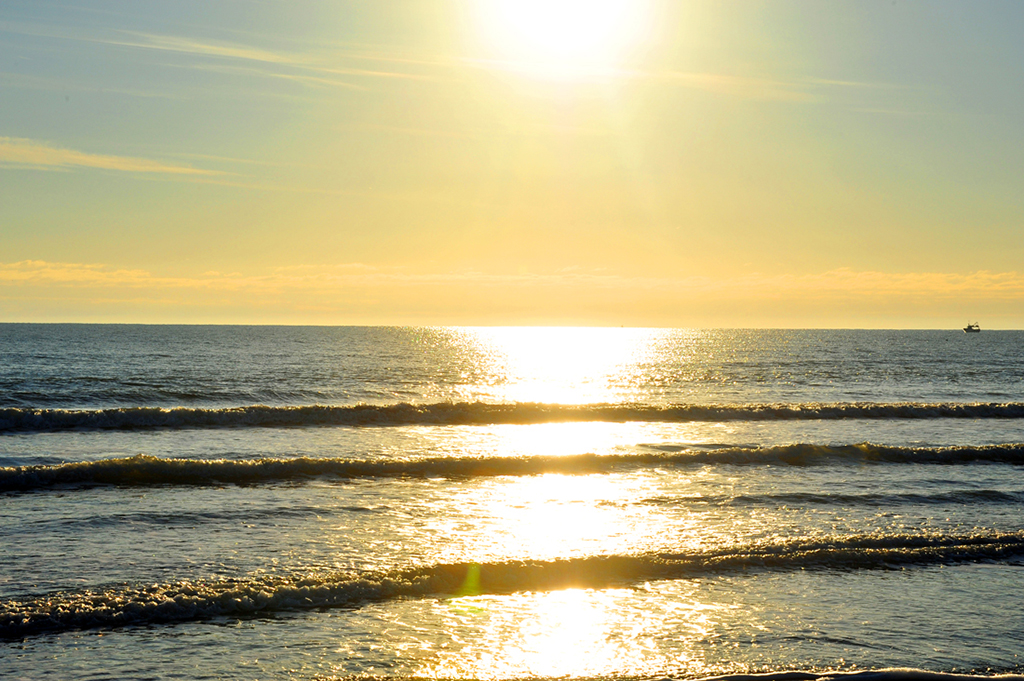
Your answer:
[0,325,1022,681]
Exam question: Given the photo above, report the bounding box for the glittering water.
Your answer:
[1,325,1023,680]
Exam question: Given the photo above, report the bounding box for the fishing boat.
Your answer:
[963,322,980,333]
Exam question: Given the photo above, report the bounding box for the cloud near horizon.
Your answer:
[3,260,1022,298]
[3,261,1019,326]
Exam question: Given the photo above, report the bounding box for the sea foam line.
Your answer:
[2,401,1024,433]
[700,671,1024,681]
[3,444,1023,492]
[3,532,1022,639]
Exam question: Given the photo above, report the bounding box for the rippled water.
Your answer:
[1,325,1022,680]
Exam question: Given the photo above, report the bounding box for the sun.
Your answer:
[473,0,652,78]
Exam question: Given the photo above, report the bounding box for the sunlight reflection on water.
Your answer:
[458,326,677,404]
[416,585,729,680]
[421,472,667,563]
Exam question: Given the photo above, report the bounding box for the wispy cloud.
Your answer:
[0,261,158,286]
[650,71,815,102]
[165,151,322,169]
[465,59,855,102]
[3,262,1020,324]
[674,268,1024,299]
[4,261,1023,301]
[135,32,447,82]
[114,32,298,65]
[804,77,905,90]
[101,31,448,86]
[0,70,186,99]
[171,61,366,92]
[604,69,910,103]
[338,122,480,140]
[1,21,444,87]
[0,137,222,175]
[850,107,942,117]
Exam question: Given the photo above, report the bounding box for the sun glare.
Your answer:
[467,327,660,404]
[473,0,652,77]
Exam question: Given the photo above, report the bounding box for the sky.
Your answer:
[1,0,1023,327]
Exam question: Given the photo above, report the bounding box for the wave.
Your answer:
[3,401,1024,433]
[3,444,1023,492]
[642,489,1024,509]
[3,532,1022,639]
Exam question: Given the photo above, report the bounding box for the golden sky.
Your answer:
[2,1,1023,327]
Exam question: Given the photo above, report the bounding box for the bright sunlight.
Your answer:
[467,327,661,404]
[473,0,653,77]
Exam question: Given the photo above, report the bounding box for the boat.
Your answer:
[963,322,980,333]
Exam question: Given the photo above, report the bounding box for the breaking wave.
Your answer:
[2,401,1024,433]
[3,444,1023,492]
[3,532,1022,639]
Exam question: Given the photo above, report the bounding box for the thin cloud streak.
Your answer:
[104,33,432,81]
[0,138,223,175]
[339,123,481,140]
[134,32,447,81]
[465,59,880,102]
[176,62,366,92]
[3,261,1022,301]
[115,32,298,65]
[645,70,815,102]
[0,21,447,87]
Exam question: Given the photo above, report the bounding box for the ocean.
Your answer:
[1,325,1022,681]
